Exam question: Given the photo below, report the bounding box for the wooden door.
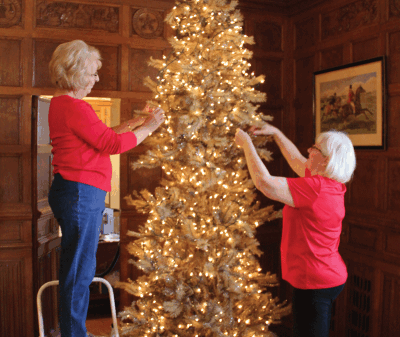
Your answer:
[32,96,61,335]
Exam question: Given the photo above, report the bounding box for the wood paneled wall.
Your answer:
[290,0,400,335]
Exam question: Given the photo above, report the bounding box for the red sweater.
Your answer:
[281,169,347,289]
[49,95,137,192]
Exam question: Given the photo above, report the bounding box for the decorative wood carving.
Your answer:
[253,21,282,52]
[389,0,400,18]
[36,1,119,33]
[0,0,22,28]
[132,8,164,39]
[321,0,378,39]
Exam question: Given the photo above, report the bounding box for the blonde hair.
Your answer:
[317,130,356,184]
[49,40,102,91]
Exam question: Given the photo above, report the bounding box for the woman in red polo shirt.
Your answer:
[48,40,165,337]
[235,124,356,337]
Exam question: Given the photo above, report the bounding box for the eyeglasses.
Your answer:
[310,144,326,156]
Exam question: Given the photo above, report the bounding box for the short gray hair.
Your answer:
[49,40,102,91]
[317,130,356,184]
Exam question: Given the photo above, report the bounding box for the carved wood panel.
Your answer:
[389,0,400,19]
[36,1,119,33]
[0,0,22,28]
[129,48,164,92]
[131,8,164,39]
[321,0,378,40]
[0,38,21,86]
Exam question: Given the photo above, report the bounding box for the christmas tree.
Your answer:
[117,0,290,335]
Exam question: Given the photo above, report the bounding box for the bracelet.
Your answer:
[127,123,132,131]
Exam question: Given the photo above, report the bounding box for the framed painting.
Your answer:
[313,56,386,149]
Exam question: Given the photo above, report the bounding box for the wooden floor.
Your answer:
[86,316,117,336]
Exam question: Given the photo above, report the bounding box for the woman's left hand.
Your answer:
[114,117,145,134]
[127,117,146,130]
[235,128,251,148]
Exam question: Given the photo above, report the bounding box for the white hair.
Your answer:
[49,40,102,91]
[317,130,356,184]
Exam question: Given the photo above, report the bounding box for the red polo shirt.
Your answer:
[49,95,137,192]
[281,169,347,289]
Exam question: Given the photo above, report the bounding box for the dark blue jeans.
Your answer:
[49,174,106,337]
[292,283,345,337]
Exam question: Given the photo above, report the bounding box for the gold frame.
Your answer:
[314,57,386,149]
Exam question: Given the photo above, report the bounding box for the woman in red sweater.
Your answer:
[235,124,356,337]
[47,40,164,337]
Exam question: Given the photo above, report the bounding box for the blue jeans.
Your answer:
[49,174,106,337]
[292,283,345,337]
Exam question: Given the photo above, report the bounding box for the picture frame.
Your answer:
[313,56,386,149]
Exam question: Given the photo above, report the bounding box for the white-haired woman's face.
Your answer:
[306,143,329,175]
[74,58,100,99]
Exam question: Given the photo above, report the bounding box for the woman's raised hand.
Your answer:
[235,128,251,148]
[249,123,278,136]
[143,107,165,133]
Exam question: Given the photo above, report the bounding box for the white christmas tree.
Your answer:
[117,0,290,336]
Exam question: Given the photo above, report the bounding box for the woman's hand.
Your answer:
[249,123,279,136]
[127,117,146,130]
[113,117,145,134]
[143,107,165,133]
[235,128,252,148]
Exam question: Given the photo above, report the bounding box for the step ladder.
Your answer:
[37,277,119,337]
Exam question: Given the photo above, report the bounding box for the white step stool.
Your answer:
[37,277,119,337]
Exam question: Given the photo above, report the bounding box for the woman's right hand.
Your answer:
[143,108,165,133]
[249,123,279,136]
